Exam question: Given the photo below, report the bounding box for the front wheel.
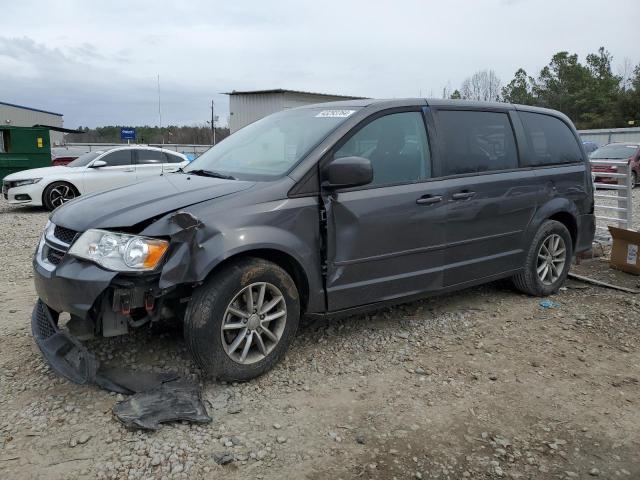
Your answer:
[42,181,79,211]
[184,258,300,381]
[512,220,573,297]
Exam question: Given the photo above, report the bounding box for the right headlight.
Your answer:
[13,178,42,187]
[68,229,169,272]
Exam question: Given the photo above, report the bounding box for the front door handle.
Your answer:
[452,191,475,200]
[123,168,135,172]
[416,194,443,205]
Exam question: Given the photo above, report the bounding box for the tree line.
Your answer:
[66,125,230,145]
[447,47,639,130]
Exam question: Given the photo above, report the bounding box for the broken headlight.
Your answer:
[68,229,169,272]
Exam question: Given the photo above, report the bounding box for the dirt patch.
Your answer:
[1,200,639,479]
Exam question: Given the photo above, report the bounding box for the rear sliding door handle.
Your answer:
[452,191,476,200]
[416,194,443,205]
[122,168,135,172]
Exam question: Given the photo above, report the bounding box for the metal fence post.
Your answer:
[592,158,634,239]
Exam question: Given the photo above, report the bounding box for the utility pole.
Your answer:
[157,74,163,144]
[210,100,216,145]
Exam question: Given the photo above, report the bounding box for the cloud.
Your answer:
[0,0,638,128]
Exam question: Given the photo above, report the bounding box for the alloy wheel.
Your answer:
[536,234,566,285]
[49,185,76,208]
[220,282,287,364]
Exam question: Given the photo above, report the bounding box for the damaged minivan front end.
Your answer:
[31,170,266,384]
[34,213,197,340]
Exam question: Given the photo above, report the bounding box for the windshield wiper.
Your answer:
[187,169,237,180]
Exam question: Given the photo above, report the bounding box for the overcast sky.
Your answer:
[1,0,638,128]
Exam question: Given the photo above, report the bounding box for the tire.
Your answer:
[42,181,79,211]
[512,220,573,297]
[184,257,300,381]
[632,171,638,188]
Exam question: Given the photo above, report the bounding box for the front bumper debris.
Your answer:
[112,379,212,430]
[32,299,98,384]
[31,299,212,430]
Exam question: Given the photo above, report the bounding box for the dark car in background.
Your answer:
[590,143,640,186]
[582,141,600,156]
[51,146,86,166]
[31,99,595,382]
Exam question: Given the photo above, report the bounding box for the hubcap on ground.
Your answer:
[50,185,76,208]
[536,234,566,285]
[221,282,287,364]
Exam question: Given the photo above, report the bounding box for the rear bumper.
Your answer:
[576,213,595,253]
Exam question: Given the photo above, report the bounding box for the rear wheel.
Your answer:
[42,181,79,211]
[512,220,573,297]
[184,258,300,381]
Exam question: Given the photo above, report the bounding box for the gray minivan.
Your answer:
[32,99,595,382]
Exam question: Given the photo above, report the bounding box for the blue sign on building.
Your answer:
[120,128,136,141]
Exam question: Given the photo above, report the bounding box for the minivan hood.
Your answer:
[51,173,254,231]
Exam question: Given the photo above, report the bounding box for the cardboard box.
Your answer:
[609,226,640,275]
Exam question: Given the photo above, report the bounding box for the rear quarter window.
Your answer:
[519,112,583,166]
[164,152,184,163]
[137,150,164,164]
[437,110,518,176]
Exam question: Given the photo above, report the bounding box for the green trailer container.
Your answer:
[0,126,52,181]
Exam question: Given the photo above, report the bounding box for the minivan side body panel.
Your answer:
[39,99,594,322]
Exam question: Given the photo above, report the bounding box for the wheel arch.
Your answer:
[41,180,81,208]
[526,198,579,251]
[547,211,577,249]
[199,248,311,314]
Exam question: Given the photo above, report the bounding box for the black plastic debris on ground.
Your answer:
[95,366,180,395]
[31,299,210,430]
[31,299,99,384]
[112,378,212,430]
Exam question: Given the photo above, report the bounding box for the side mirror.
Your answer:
[90,159,107,168]
[323,156,373,189]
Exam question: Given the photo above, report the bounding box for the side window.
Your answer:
[137,150,164,164]
[438,110,518,176]
[102,150,132,166]
[519,112,582,166]
[334,111,431,187]
[164,152,184,163]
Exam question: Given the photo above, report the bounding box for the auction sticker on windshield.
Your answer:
[315,110,356,118]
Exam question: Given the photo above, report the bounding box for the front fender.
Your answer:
[140,200,325,312]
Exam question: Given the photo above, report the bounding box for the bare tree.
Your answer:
[460,69,503,102]
[618,57,634,91]
[441,81,453,99]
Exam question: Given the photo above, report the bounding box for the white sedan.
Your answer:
[2,146,188,210]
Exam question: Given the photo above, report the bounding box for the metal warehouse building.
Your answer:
[226,89,365,133]
[578,127,640,144]
[0,101,65,145]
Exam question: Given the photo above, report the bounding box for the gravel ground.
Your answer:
[1,198,639,480]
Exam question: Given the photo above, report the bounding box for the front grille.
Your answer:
[46,246,65,265]
[32,299,57,340]
[54,225,78,245]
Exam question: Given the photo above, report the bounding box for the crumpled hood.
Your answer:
[51,173,254,231]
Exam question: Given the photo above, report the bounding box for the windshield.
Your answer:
[67,151,103,167]
[591,144,639,160]
[185,107,360,180]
